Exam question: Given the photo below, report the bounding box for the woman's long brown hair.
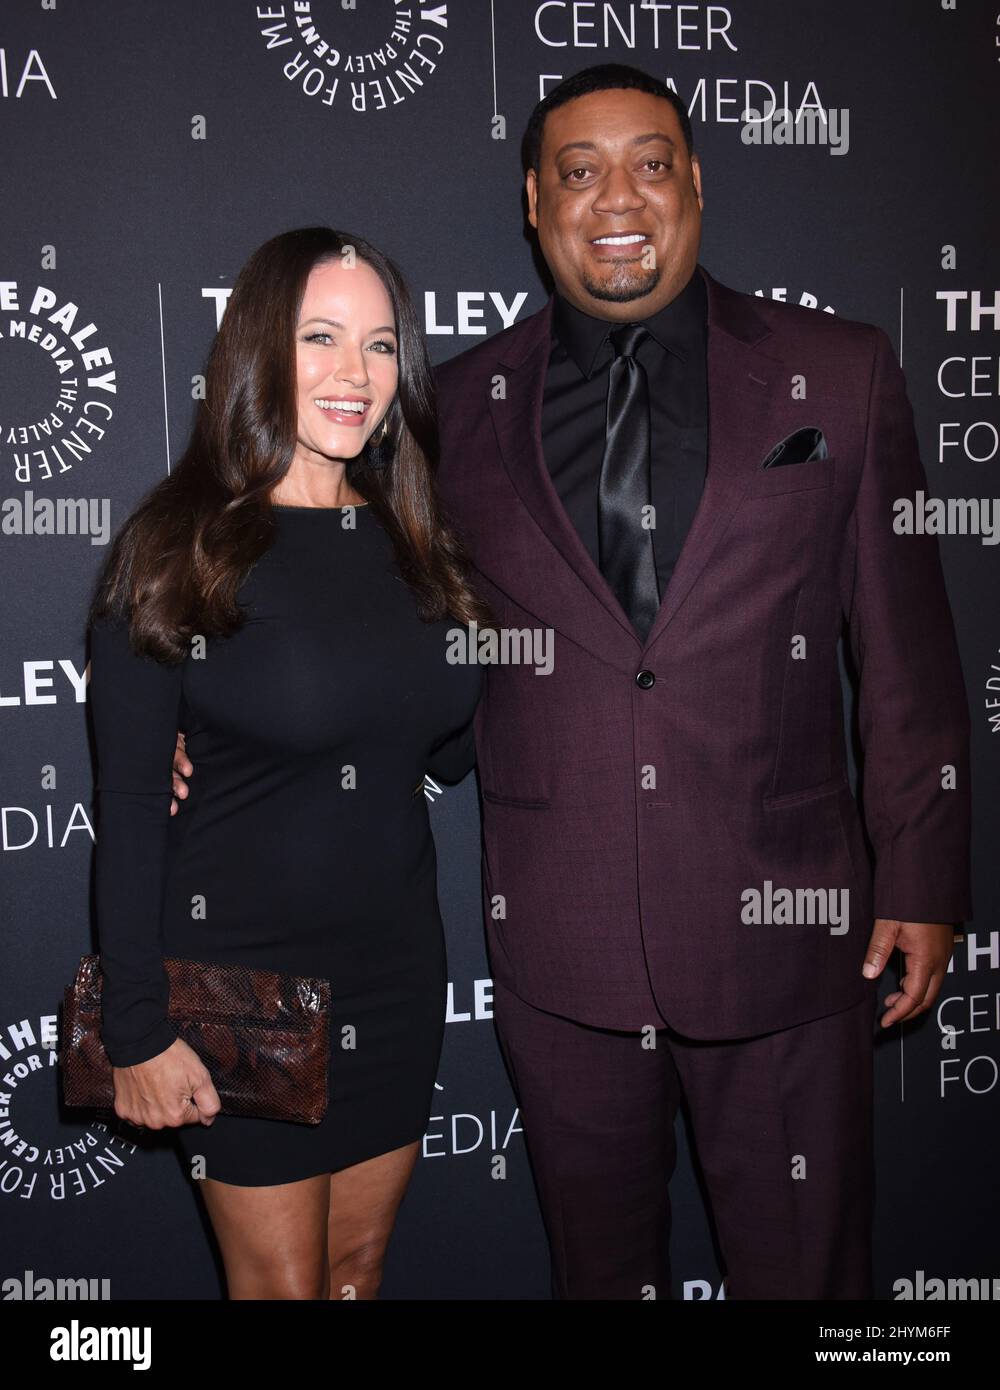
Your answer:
[90,226,492,659]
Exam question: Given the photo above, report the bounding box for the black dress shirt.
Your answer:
[540,266,709,605]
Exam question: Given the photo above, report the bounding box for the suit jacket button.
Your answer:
[635,669,655,689]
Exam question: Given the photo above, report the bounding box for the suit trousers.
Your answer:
[492,976,878,1300]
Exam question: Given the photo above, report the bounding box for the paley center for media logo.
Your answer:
[1,278,117,488]
[254,1,449,112]
[0,1009,140,1202]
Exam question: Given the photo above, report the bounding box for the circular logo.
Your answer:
[253,1,449,111]
[0,1011,137,1201]
[0,277,117,490]
[753,285,836,314]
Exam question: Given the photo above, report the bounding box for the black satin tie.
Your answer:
[597,323,660,640]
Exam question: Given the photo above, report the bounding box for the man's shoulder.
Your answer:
[433,299,551,390]
[713,272,886,359]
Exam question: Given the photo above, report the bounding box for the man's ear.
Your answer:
[526,168,538,229]
[691,153,704,211]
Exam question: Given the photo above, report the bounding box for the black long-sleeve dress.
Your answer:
[88,501,482,1186]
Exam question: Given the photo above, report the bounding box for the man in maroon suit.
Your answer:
[428,64,971,1299]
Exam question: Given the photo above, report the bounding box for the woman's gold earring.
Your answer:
[366,415,392,469]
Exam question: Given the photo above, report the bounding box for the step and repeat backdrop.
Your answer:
[1,1,997,1302]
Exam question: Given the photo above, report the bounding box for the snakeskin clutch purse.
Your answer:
[60,954,330,1124]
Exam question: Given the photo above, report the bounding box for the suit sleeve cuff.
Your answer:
[872,839,973,926]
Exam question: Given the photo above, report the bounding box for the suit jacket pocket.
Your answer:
[746,455,836,498]
[481,788,552,810]
[762,770,849,810]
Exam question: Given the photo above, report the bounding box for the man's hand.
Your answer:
[170,731,193,815]
[862,918,955,1028]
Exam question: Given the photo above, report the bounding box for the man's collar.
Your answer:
[551,265,707,379]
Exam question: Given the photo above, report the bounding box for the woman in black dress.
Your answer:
[87,227,487,1298]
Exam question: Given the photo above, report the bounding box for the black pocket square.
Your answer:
[760,426,828,469]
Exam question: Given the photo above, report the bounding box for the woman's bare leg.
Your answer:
[199,1172,332,1299]
[326,1141,421,1300]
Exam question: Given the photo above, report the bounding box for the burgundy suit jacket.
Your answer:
[433,264,972,1039]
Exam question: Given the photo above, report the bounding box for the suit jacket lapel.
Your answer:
[643,267,783,651]
[487,297,641,667]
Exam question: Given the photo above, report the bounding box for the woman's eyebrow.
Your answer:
[299,317,397,333]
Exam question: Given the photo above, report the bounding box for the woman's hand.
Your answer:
[170,731,193,816]
[112,1036,221,1129]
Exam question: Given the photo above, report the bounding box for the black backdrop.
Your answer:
[1,0,997,1302]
